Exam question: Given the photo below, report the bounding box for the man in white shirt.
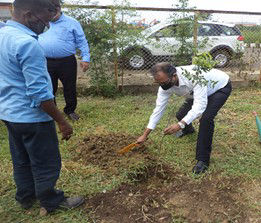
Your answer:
[137,62,232,174]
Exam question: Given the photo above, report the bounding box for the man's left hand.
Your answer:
[164,123,181,135]
[80,61,90,72]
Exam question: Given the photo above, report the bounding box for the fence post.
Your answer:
[259,67,261,82]
[193,11,199,56]
[111,8,119,88]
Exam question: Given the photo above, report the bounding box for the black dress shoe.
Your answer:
[39,196,85,215]
[192,161,209,174]
[68,112,80,121]
[59,196,85,209]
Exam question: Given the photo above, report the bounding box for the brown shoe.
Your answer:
[59,196,84,209]
[68,112,80,121]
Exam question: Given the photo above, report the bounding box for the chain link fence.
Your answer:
[66,5,261,89]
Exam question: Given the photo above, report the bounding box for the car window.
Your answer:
[198,24,222,36]
[198,24,241,37]
[150,25,177,38]
[218,25,241,36]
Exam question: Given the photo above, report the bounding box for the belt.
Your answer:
[46,55,75,61]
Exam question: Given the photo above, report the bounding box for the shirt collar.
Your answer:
[6,20,38,39]
[176,68,186,87]
[52,12,65,24]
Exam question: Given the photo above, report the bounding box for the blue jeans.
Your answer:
[4,120,65,212]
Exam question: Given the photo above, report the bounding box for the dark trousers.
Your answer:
[176,81,232,163]
[4,121,64,212]
[47,55,77,115]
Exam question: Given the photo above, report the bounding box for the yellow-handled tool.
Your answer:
[117,143,139,155]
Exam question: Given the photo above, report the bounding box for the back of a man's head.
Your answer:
[51,0,62,8]
[13,0,54,13]
[150,62,177,78]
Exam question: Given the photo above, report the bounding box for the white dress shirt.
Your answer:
[147,65,229,130]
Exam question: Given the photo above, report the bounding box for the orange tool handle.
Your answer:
[117,143,139,155]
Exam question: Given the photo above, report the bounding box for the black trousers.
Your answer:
[176,81,232,163]
[47,55,77,115]
[4,121,64,212]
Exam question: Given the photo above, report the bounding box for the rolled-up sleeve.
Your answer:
[147,87,172,130]
[17,39,54,108]
[182,84,208,125]
[74,21,90,62]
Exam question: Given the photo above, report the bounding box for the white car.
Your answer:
[123,21,245,69]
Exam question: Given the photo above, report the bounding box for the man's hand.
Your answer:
[57,120,73,141]
[136,134,148,145]
[136,128,152,145]
[164,123,181,135]
[80,61,89,72]
[40,100,73,140]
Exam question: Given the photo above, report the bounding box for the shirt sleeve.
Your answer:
[16,39,54,108]
[147,87,172,130]
[73,21,90,62]
[182,83,208,125]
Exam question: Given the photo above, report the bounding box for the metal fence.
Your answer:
[66,5,261,87]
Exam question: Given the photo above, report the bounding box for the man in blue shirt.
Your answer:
[0,21,5,28]
[0,0,84,213]
[39,0,90,121]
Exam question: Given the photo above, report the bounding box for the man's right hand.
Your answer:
[136,135,148,145]
[58,120,73,141]
[136,128,152,145]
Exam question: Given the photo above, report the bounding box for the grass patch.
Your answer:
[0,86,260,222]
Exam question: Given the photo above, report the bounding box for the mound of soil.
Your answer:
[85,163,250,223]
[72,133,253,223]
[73,133,150,174]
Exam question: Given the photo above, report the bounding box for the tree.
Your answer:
[66,0,143,96]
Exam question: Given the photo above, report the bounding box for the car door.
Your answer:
[216,24,243,52]
[145,25,180,56]
[197,23,240,53]
[197,23,220,53]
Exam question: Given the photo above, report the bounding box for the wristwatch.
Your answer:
[178,121,185,129]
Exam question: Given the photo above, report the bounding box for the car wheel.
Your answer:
[212,50,231,68]
[124,49,149,70]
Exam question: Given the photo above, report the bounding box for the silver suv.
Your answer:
[123,21,244,69]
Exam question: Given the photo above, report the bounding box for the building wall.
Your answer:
[0,4,12,20]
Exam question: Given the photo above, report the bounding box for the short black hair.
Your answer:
[13,0,55,12]
[150,62,177,78]
[51,0,62,8]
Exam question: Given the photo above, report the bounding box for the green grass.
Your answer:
[242,30,261,44]
[0,85,261,222]
[239,26,261,43]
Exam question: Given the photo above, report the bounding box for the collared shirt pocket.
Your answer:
[55,25,71,41]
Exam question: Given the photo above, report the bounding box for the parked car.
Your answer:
[122,21,245,69]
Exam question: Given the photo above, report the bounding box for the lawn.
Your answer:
[0,84,260,223]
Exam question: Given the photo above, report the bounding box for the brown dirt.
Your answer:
[84,168,252,223]
[72,133,259,223]
[73,133,150,175]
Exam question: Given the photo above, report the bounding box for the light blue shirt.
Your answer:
[39,13,90,62]
[0,20,54,123]
[0,22,5,28]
